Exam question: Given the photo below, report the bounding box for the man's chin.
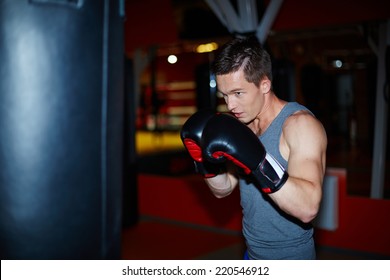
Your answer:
[243,118,255,125]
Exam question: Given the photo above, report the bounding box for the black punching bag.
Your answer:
[0,0,125,259]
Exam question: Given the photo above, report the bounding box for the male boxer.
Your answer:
[181,36,327,259]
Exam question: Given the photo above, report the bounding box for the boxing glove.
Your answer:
[202,113,288,193]
[180,109,223,178]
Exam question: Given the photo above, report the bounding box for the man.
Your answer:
[181,36,327,259]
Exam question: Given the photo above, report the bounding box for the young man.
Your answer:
[181,36,327,259]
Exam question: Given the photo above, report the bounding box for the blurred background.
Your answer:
[127,0,390,197]
[125,0,390,260]
[1,0,389,260]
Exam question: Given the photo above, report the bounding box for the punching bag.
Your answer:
[0,0,125,259]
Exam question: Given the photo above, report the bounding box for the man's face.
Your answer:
[216,69,264,124]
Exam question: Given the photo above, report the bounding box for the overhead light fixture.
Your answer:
[167,54,178,64]
[332,59,343,68]
[209,79,216,88]
[196,42,218,53]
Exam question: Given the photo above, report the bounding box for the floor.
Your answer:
[120,130,390,260]
[121,216,246,260]
[121,216,388,260]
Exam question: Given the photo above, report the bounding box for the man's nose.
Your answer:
[226,96,236,111]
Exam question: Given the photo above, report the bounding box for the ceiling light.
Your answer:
[196,42,218,53]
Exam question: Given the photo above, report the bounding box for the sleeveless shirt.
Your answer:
[239,102,316,259]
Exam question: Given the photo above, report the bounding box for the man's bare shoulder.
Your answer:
[285,110,323,129]
[283,110,327,146]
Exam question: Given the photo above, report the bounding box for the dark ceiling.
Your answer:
[171,0,266,40]
[125,0,390,54]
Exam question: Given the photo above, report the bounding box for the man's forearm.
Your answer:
[205,172,238,198]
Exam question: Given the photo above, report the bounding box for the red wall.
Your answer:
[138,174,242,230]
[125,0,178,54]
[315,169,390,255]
[138,169,390,256]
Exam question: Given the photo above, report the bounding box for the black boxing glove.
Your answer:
[180,109,223,178]
[202,113,288,193]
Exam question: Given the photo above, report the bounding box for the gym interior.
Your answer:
[1,0,390,260]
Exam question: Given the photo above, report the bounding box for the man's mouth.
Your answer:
[232,112,242,118]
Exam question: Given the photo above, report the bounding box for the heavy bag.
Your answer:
[0,0,125,259]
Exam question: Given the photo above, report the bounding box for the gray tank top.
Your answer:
[239,102,316,259]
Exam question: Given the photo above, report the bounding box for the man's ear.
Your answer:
[261,79,271,94]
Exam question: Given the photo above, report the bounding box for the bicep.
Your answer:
[272,115,327,221]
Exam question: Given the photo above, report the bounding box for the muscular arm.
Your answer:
[269,112,327,223]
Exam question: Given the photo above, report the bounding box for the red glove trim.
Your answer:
[212,151,251,175]
[262,187,272,193]
[183,139,202,162]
